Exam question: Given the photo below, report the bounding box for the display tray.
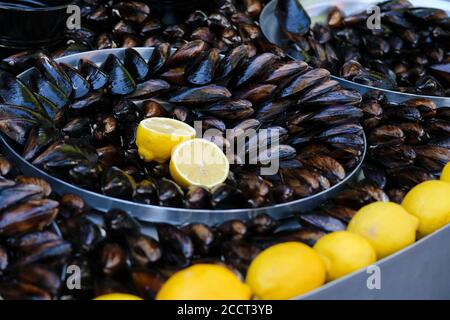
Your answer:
[0,48,367,226]
[296,224,450,299]
[260,0,450,107]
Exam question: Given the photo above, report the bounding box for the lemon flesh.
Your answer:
[313,231,377,281]
[402,180,450,237]
[156,264,252,300]
[246,242,326,300]
[94,293,143,300]
[170,138,229,188]
[348,201,419,259]
[136,117,196,163]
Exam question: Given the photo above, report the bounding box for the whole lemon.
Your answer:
[441,162,450,183]
[402,180,450,237]
[347,202,419,259]
[313,231,377,281]
[246,242,326,300]
[94,293,143,300]
[156,264,251,300]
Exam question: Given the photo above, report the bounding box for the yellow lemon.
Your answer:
[313,231,377,281]
[440,162,450,183]
[94,293,143,300]
[136,117,196,163]
[156,264,251,300]
[347,202,419,259]
[246,242,326,300]
[170,138,229,188]
[402,180,450,237]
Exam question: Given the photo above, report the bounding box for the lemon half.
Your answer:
[170,138,230,188]
[136,117,196,163]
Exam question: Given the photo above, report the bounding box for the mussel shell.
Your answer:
[124,48,150,82]
[280,68,330,98]
[185,48,220,85]
[131,269,165,299]
[210,184,246,209]
[206,99,253,120]
[0,282,51,300]
[216,45,249,80]
[59,63,90,100]
[184,186,212,209]
[233,83,277,105]
[69,92,111,112]
[276,0,312,37]
[103,209,140,237]
[169,85,231,105]
[17,240,72,266]
[127,234,162,267]
[101,54,136,96]
[166,40,209,67]
[30,74,69,109]
[101,166,136,200]
[147,42,171,76]
[298,212,346,233]
[78,58,109,91]
[126,79,170,100]
[158,178,184,208]
[36,53,72,98]
[156,223,193,266]
[0,183,45,212]
[234,53,278,87]
[0,104,43,145]
[181,223,215,255]
[0,71,44,114]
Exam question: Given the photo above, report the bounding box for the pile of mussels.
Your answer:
[0,41,365,210]
[280,0,450,97]
[0,151,389,300]
[1,0,283,75]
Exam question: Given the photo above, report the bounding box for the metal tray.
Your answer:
[260,0,450,107]
[296,224,450,299]
[0,47,367,226]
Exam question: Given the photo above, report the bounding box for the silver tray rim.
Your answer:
[260,0,450,107]
[0,47,367,225]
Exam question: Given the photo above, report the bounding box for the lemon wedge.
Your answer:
[136,117,196,163]
[170,138,230,188]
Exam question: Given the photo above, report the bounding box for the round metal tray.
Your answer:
[0,47,367,226]
[260,0,450,107]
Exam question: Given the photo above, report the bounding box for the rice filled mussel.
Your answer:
[0,156,71,300]
[361,90,450,202]
[278,0,450,97]
[0,0,283,74]
[0,43,365,210]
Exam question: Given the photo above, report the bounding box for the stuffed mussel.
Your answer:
[277,0,450,97]
[0,42,365,210]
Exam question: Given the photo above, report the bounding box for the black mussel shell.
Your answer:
[78,59,109,91]
[101,54,137,96]
[35,53,72,98]
[59,63,90,100]
[124,48,149,82]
